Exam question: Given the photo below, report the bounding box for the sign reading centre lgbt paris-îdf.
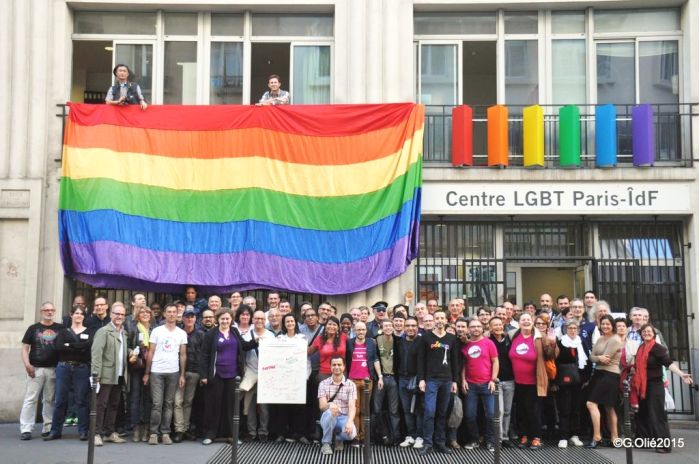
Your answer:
[422,182,692,215]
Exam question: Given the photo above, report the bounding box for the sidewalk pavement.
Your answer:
[0,423,222,464]
[2,421,699,464]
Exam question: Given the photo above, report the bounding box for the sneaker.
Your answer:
[321,443,333,455]
[259,435,269,443]
[79,433,88,441]
[106,432,126,444]
[285,437,296,443]
[418,446,432,456]
[464,442,479,450]
[298,437,311,445]
[275,436,285,443]
[435,444,453,454]
[149,434,159,445]
[202,438,213,445]
[334,439,345,451]
[132,425,142,443]
[413,437,424,449]
[449,440,461,449]
[172,432,183,443]
[530,438,542,450]
[350,439,362,448]
[569,436,584,447]
[486,442,495,452]
[94,435,103,447]
[161,434,173,445]
[558,439,568,448]
[42,434,61,441]
[518,436,529,449]
[400,436,415,447]
[20,432,31,441]
[41,432,50,438]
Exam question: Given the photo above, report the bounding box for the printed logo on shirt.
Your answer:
[515,343,529,355]
[163,338,176,352]
[219,337,225,343]
[467,345,482,359]
[38,329,58,345]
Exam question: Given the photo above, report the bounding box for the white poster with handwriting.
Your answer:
[257,336,307,404]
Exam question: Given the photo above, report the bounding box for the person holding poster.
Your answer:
[274,314,309,444]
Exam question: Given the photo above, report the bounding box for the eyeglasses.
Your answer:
[535,322,547,326]
[41,309,56,312]
[305,314,317,318]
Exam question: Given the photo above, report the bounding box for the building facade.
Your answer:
[0,0,697,420]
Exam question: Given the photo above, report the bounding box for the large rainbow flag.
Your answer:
[59,103,424,294]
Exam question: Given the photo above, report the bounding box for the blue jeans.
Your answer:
[50,362,90,436]
[320,410,357,444]
[422,378,452,447]
[465,381,495,444]
[398,377,423,438]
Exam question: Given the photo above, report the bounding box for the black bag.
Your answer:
[555,363,581,386]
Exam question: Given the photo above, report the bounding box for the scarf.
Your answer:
[137,322,150,348]
[561,334,588,370]
[633,338,656,401]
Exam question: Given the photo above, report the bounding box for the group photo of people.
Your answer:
[19,288,693,456]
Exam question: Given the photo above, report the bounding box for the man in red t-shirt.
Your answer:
[461,318,499,451]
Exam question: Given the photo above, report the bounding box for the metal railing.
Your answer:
[423,103,698,168]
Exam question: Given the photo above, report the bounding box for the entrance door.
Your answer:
[520,266,575,306]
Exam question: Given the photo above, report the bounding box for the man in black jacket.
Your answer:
[417,310,459,456]
[397,316,423,449]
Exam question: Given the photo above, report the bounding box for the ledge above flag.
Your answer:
[59,103,425,294]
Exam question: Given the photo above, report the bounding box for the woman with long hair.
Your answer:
[128,306,153,442]
[200,308,258,445]
[633,324,693,453]
[509,313,549,450]
[585,315,622,448]
[308,316,347,383]
[274,314,309,443]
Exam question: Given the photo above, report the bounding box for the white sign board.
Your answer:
[257,337,307,404]
[421,182,692,215]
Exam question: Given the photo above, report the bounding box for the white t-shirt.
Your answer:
[150,325,188,374]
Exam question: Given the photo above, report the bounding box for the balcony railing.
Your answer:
[423,103,698,168]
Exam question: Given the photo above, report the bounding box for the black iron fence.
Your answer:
[423,103,698,168]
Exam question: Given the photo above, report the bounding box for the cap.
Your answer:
[183,309,196,317]
[372,301,389,312]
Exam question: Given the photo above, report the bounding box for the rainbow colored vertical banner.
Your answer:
[59,103,424,294]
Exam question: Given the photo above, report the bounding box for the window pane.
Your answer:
[552,11,585,34]
[164,13,198,35]
[420,44,457,105]
[505,12,538,34]
[552,40,586,104]
[252,14,333,36]
[114,44,153,103]
[594,9,680,33]
[292,46,331,104]
[596,42,635,104]
[639,41,679,104]
[164,42,197,104]
[211,14,244,36]
[505,40,538,105]
[414,12,496,35]
[74,11,156,35]
[210,42,243,104]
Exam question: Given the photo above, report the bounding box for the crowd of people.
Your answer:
[19,288,693,455]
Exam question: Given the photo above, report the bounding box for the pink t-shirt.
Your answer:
[348,342,370,380]
[462,337,498,384]
[509,333,537,385]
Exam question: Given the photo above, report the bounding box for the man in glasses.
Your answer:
[300,306,324,442]
[91,302,129,446]
[19,302,63,440]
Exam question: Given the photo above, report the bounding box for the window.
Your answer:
[163,42,198,104]
[552,40,586,104]
[414,12,496,35]
[74,11,156,35]
[292,46,331,104]
[505,40,538,106]
[210,42,243,104]
[252,14,333,36]
[594,9,680,34]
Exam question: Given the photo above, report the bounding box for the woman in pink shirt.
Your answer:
[509,313,548,450]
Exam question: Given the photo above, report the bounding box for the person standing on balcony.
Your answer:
[105,64,148,110]
[257,74,290,106]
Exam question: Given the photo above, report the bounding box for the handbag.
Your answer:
[555,363,581,386]
[447,394,463,428]
[545,358,557,380]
